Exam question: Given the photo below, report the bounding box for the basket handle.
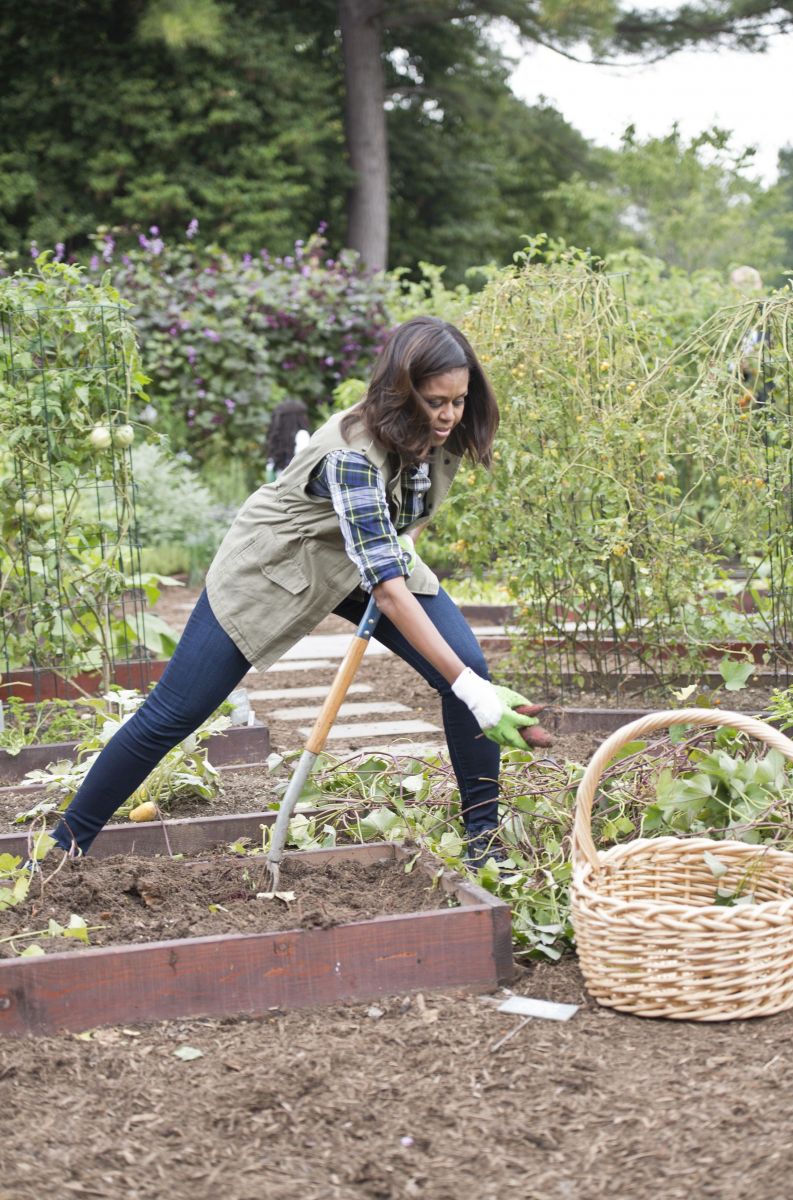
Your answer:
[572,708,793,872]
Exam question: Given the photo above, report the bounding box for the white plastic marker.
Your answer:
[490,997,579,1051]
[498,996,579,1021]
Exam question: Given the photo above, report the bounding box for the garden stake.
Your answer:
[264,594,381,891]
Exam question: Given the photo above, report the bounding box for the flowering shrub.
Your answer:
[94,223,393,472]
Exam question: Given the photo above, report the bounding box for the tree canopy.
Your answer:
[0,0,790,279]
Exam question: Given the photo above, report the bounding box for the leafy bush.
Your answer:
[131,443,231,577]
[97,226,393,479]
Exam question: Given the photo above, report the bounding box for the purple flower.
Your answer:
[317,220,328,234]
[169,325,179,337]
[102,235,115,263]
[197,389,206,398]
[54,243,65,262]
[202,328,221,342]
[242,253,252,266]
[150,237,164,256]
[122,254,131,266]
[224,398,235,413]
[30,242,39,259]
[90,255,100,271]
[186,345,197,365]
[138,234,150,249]
[186,218,199,239]
[149,225,160,236]
[323,356,335,366]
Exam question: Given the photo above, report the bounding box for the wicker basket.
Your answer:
[571,708,793,1021]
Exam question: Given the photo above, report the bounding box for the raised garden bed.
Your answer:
[0,807,286,860]
[0,659,170,702]
[0,720,270,786]
[0,843,512,1037]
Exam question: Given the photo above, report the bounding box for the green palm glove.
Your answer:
[397,533,417,575]
[451,669,537,750]
[485,685,537,750]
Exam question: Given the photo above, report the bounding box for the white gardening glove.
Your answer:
[451,667,536,750]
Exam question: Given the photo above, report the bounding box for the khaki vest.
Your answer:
[205,407,462,670]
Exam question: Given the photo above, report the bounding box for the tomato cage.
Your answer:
[0,278,168,703]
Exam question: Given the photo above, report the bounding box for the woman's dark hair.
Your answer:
[266,397,311,472]
[341,316,499,465]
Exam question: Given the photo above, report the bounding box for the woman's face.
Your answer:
[417,367,469,447]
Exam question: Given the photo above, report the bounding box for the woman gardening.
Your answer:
[51,316,546,866]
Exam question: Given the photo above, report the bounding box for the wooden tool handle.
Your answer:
[305,636,370,754]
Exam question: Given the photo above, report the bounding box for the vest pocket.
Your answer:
[256,528,309,595]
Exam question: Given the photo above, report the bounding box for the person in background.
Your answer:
[265,397,311,481]
[730,266,774,407]
[50,316,551,868]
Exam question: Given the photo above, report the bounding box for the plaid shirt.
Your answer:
[308,450,431,592]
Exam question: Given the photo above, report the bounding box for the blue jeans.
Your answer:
[53,588,499,854]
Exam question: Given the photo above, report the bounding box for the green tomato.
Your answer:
[33,503,55,523]
[89,425,113,450]
[113,423,135,447]
[14,498,37,518]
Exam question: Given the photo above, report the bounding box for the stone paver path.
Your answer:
[156,594,480,759]
[246,631,445,757]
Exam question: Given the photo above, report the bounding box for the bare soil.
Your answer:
[2,852,451,956]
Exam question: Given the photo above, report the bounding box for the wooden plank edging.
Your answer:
[0,843,513,1036]
[0,722,270,785]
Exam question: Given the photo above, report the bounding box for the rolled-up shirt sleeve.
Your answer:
[308,450,412,592]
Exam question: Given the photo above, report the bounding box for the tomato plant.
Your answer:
[0,258,176,686]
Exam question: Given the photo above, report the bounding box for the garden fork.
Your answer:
[263,594,381,891]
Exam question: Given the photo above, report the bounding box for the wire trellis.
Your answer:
[0,299,153,700]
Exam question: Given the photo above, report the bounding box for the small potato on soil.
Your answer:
[129,800,158,822]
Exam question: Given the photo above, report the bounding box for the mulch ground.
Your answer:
[3,951,793,1200]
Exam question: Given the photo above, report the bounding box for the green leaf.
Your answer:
[718,657,755,691]
[31,831,56,862]
[19,943,45,957]
[703,850,728,879]
[438,830,464,858]
[62,914,90,942]
[611,739,647,761]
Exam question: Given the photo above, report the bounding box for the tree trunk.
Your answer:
[338,0,389,270]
